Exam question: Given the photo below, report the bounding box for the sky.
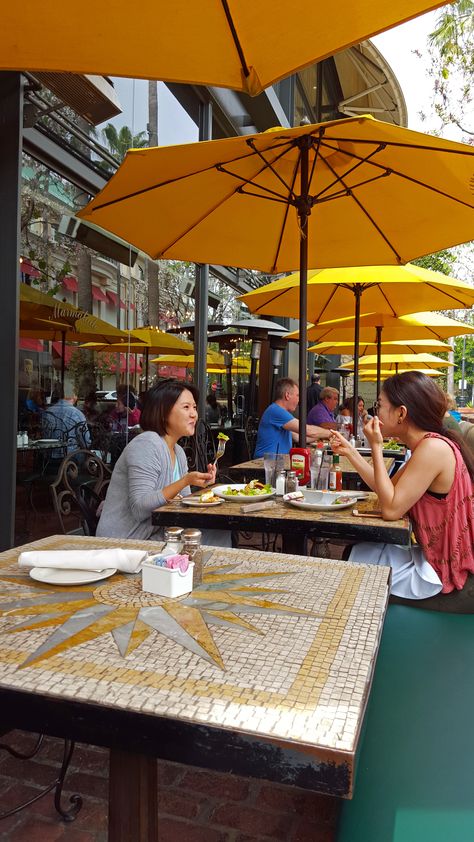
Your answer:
[103,9,445,146]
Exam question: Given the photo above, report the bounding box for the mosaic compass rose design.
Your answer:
[0,562,319,671]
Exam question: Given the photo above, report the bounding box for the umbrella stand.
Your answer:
[298,138,310,448]
[60,331,66,387]
[352,288,362,433]
[376,326,382,397]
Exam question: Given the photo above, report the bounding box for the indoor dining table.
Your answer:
[152,490,410,555]
[0,534,392,841]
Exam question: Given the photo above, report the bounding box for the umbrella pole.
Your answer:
[226,363,233,421]
[145,348,149,390]
[60,330,66,387]
[376,326,382,398]
[352,288,362,437]
[298,139,310,449]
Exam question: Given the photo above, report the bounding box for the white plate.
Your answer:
[305,489,369,501]
[181,497,224,507]
[286,492,354,512]
[29,567,117,586]
[33,439,61,445]
[213,483,275,502]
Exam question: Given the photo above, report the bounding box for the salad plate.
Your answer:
[181,497,223,507]
[286,491,354,512]
[213,483,275,502]
[29,567,117,585]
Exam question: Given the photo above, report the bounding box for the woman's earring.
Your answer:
[397,417,402,425]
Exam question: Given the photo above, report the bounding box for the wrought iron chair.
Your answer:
[50,450,111,535]
[244,415,259,460]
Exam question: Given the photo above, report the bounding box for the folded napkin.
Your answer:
[18,548,147,573]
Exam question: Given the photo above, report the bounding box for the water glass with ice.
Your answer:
[263,452,277,487]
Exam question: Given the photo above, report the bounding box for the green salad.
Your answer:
[224,481,272,496]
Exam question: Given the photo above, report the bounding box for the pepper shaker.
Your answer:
[182,528,203,587]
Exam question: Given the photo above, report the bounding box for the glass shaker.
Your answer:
[285,470,298,495]
[163,526,184,555]
[182,528,203,587]
[275,469,286,497]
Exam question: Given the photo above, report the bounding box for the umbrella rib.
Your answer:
[220,0,251,79]
[320,139,474,211]
[322,134,474,157]
[313,143,386,201]
[424,281,474,309]
[320,154,403,263]
[271,151,301,273]
[246,138,298,198]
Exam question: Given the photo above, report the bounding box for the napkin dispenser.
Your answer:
[142,558,194,598]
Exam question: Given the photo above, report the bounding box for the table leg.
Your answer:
[108,749,158,841]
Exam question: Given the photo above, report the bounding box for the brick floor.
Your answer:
[0,733,341,841]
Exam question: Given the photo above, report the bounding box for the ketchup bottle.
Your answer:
[289,447,311,486]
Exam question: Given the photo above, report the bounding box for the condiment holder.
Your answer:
[142,555,194,598]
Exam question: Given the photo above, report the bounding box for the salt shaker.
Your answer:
[275,469,286,497]
[22,430,29,446]
[162,526,184,555]
[182,528,203,587]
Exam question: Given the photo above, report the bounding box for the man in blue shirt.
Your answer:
[254,378,330,457]
[307,387,339,429]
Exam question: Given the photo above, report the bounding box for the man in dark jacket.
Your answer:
[307,373,322,412]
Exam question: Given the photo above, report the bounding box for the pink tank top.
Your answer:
[409,433,474,593]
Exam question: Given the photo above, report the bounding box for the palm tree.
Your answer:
[102,125,148,162]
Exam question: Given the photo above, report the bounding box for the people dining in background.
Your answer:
[306,386,339,429]
[254,377,330,457]
[45,383,91,452]
[26,384,46,413]
[205,392,221,424]
[97,379,216,541]
[446,393,462,422]
[109,386,141,433]
[336,396,370,437]
[330,371,474,604]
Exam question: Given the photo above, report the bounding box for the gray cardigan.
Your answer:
[96,431,190,541]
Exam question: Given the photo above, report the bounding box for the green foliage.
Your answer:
[454,334,474,384]
[102,124,149,162]
[412,249,457,275]
[427,0,474,138]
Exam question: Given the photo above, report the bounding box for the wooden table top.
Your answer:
[229,454,395,476]
[0,534,390,798]
[153,490,410,547]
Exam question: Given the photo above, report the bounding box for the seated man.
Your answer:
[307,386,339,429]
[254,377,330,457]
[44,384,91,453]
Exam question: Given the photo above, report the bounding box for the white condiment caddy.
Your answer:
[142,557,194,598]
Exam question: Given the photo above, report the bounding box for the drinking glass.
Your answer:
[316,466,330,491]
[263,452,277,487]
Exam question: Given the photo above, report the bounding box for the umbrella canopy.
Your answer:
[20,285,131,343]
[79,115,474,444]
[359,368,443,380]
[287,311,474,343]
[4,2,450,97]
[309,338,452,356]
[151,351,226,369]
[345,353,453,370]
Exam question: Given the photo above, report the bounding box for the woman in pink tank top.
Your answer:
[330,372,474,601]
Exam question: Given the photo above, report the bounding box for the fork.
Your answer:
[213,438,227,467]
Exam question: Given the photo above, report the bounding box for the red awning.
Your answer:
[92,284,108,302]
[20,338,43,352]
[52,341,74,364]
[98,352,141,373]
[62,275,78,292]
[106,290,127,310]
[20,258,41,279]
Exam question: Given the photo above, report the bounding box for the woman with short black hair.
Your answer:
[97,380,216,540]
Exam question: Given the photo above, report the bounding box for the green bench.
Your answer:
[337,605,474,842]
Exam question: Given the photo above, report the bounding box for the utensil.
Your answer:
[213,437,227,466]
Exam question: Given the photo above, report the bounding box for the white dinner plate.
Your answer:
[305,489,369,501]
[286,492,354,512]
[181,497,224,507]
[213,484,275,502]
[34,439,61,445]
[29,567,117,586]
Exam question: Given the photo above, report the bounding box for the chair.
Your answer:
[50,450,111,535]
[244,415,259,460]
[180,421,216,473]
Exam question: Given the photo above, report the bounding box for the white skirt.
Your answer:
[348,542,443,600]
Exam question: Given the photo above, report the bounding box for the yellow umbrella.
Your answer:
[288,311,474,344]
[151,351,225,369]
[78,115,474,443]
[345,353,453,370]
[309,338,452,356]
[359,368,443,380]
[3,1,450,97]
[20,285,131,342]
[80,327,195,386]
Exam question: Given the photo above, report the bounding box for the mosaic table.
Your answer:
[0,535,390,839]
[153,491,410,554]
[229,455,395,489]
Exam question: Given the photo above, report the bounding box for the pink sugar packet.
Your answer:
[165,554,190,573]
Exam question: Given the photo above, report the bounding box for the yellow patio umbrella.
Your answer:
[309,338,452,356]
[4,1,450,97]
[345,353,453,371]
[359,368,443,380]
[151,351,226,369]
[80,327,195,387]
[287,311,474,344]
[78,115,474,444]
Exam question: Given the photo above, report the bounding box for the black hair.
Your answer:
[140,379,199,435]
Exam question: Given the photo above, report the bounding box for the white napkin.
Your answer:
[18,548,147,574]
